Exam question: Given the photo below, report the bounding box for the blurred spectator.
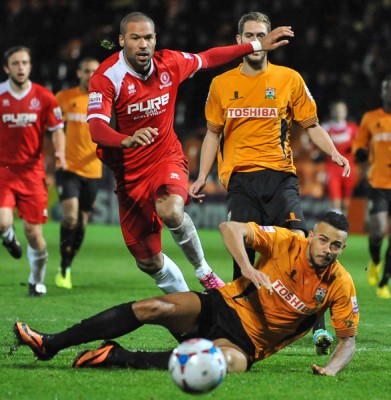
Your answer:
[321,100,359,214]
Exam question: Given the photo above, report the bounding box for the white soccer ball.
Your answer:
[168,338,227,394]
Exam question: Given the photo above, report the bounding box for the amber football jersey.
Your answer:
[218,223,359,362]
[352,108,391,189]
[56,87,102,178]
[205,62,319,188]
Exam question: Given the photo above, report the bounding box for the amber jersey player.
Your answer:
[205,62,319,188]
[56,86,102,179]
[84,12,294,294]
[218,222,359,361]
[352,76,391,299]
[54,58,102,290]
[353,107,391,190]
[14,211,358,376]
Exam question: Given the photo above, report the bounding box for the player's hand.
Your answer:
[189,179,206,203]
[122,127,159,148]
[54,151,67,170]
[331,151,350,177]
[260,26,294,51]
[311,364,336,376]
[242,267,273,294]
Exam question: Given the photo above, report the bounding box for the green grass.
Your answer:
[1,221,390,400]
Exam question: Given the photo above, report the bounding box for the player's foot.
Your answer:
[367,261,381,286]
[28,283,47,297]
[55,267,72,289]
[2,232,22,259]
[199,271,225,289]
[73,341,123,368]
[13,322,56,360]
[313,329,333,355]
[376,285,391,299]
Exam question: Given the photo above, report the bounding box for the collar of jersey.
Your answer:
[6,79,32,100]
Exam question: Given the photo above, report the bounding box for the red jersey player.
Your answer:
[322,100,358,214]
[0,46,66,296]
[87,12,294,293]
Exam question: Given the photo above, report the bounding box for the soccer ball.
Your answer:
[168,338,227,394]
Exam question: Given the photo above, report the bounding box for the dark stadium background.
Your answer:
[1,0,387,229]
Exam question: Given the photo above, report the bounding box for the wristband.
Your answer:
[250,40,262,52]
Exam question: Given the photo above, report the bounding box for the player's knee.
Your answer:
[133,298,171,322]
[136,254,164,274]
[23,225,45,249]
[221,347,248,373]
[156,197,184,228]
[62,214,78,229]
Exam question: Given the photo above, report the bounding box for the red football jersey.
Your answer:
[87,49,202,180]
[321,120,358,165]
[0,80,63,171]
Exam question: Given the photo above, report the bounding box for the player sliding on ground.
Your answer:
[14,211,358,376]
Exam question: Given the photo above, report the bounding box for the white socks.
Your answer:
[1,225,15,242]
[169,213,212,279]
[27,244,48,285]
[151,254,190,294]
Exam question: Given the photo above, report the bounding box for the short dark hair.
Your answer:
[120,12,155,36]
[78,57,99,70]
[238,12,271,35]
[319,211,349,233]
[3,46,31,67]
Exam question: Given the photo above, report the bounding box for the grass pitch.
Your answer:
[1,221,390,400]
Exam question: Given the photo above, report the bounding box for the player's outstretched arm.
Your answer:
[198,26,294,70]
[307,124,351,177]
[312,336,355,376]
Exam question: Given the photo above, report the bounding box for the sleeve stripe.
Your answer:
[87,114,111,123]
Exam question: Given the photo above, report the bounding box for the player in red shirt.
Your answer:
[86,12,294,292]
[321,100,358,214]
[0,46,66,296]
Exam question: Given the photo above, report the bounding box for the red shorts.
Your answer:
[326,164,356,200]
[116,160,189,260]
[0,165,48,224]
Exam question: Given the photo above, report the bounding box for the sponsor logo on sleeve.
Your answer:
[304,85,314,101]
[181,52,194,60]
[53,106,63,120]
[88,92,103,110]
[351,296,359,314]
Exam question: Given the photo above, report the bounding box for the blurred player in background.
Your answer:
[353,75,391,299]
[189,12,350,352]
[322,100,358,214]
[14,211,358,376]
[54,57,101,290]
[85,12,294,293]
[0,46,66,296]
